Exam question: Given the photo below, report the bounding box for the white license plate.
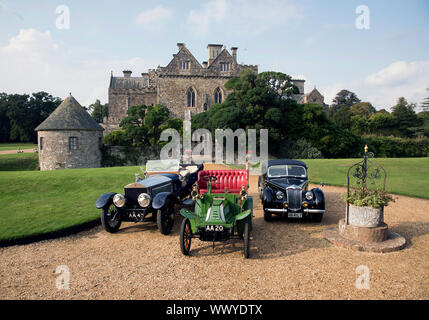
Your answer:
[288,212,303,218]
[205,225,224,232]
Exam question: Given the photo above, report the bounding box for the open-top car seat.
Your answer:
[197,170,249,194]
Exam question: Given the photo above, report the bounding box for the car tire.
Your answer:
[180,218,192,256]
[311,213,324,223]
[157,199,175,235]
[101,203,121,233]
[263,208,272,222]
[243,221,250,259]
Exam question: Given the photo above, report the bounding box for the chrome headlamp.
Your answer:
[305,191,313,201]
[137,193,151,207]
[113,194,126,208]
[240,186,248,201]
[276,191,284,200]
[191,183,199,200]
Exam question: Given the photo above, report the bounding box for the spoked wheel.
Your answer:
[243,221,250,259]
[101,203,121,233]
[180,218,192,255]
[157,199,175,235]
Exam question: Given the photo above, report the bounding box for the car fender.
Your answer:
[263,188,273,203]
[95,192,116,209]
[236,209,252,221]
[180,208,197,220]
[152,192,178,210]
[312,188,325,207]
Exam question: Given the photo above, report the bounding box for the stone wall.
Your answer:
[107,87,157,125]
[158,76,231,118]
[37,130,103,171]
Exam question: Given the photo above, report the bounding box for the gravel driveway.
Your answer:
[0,170,428,299]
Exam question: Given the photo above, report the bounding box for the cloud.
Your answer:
[187,0,302,36]
[319,60,429,110]
[135,5,173,30]
[0,29,159,106]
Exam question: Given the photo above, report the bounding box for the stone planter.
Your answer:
[347,204,384,228]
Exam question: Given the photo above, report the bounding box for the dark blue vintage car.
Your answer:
[258,159,325,222]
[95,160,203,235]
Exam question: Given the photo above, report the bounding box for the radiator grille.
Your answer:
[287,188,302,210]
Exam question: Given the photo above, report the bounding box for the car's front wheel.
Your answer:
[311,213,324,223]
[157,199,175,235]
[263,207,272,222]
[101,203,121,233]
[180,218,192,255]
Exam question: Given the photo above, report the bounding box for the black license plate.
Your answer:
[205,225,224,232]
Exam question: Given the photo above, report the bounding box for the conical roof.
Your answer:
[35,95,104,131]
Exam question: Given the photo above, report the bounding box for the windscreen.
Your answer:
[146,159,180,172]
[268,165,306,178]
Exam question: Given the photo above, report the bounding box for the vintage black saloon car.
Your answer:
[95,159,203,235]
[258,159,325,222]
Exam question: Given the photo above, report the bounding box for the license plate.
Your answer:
[205,225,224,232]
[288,212,303,218]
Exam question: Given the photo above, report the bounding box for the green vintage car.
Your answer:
[179,169,253,258]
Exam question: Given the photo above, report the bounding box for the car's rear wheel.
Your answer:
[180,218,192,255]
[101,203,121,233]
[157,199,175,235]
[243,221,250,259]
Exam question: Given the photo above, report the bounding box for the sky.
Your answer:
[0,0,428,110]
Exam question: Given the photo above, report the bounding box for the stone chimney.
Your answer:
[123,70,132,78]
[207,44,223,66]
[202,61,208,68]
[177,43,185,51]
[231,47,238,62]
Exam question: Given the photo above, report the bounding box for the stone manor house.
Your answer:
[102,43,326,133]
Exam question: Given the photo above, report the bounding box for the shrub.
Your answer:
[342,188,395,208]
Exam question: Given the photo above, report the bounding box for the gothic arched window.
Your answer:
[214,87,222,104]
[187,88,195,107]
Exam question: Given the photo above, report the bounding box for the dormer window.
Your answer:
[220,63,230,71]
[180,61,190,70]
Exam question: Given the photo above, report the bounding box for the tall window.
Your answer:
[220,63,230,71]
[187,88,195,107]
[214,88,222,104]
[180,61,190,70]
[39,137,44,150]
[69,137,78,150]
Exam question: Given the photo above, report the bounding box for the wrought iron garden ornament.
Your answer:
[346,145,387,224]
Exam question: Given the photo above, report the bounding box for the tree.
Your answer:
[119,105,148,146]
[144,104,170,148]
[6,92,61,142]
[331,105,352,130]
[89,99,108,123]
[391,97,422,138]
[368,112,396,136]
[350,102,376,118]
[329,89,361,117]
[0,93,11,142]
[422,87,429,111]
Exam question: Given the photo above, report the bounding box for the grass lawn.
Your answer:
[0,157,427,242]
[0,153,39,171]
[229,158,429,199]
[0,166,143,241]
[0,143,37,151]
